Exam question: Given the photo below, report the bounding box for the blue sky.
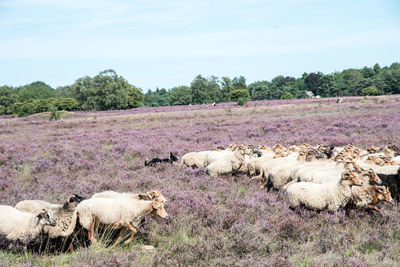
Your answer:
[1,0,399,91]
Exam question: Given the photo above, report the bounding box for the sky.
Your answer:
[0,0,399,91]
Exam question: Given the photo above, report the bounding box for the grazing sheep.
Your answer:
[0,206,56,241]
[205,149,246,178]
[15,194,86,238]
[76,198,168,246]
[348,185,393,211]
[285,171,363,212]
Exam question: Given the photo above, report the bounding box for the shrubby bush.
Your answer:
[363,86,379,96]
[281,92,295,99]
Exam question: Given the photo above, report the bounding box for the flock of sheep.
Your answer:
[179,143,399,212]
[0,190,168,251]
[1,142,399,253]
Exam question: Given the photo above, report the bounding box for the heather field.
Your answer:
[1,95,400,266]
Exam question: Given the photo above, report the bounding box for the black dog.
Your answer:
[145,152,179,166]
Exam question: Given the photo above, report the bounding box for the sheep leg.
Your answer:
[366,205,380,212]
[88,217,97,244]
[123,223,137,245]
[111,234,124,248]
[111,220,121,229]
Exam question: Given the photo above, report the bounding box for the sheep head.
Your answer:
[37,209,57,227]
[342,171,363,186]
[374,186,393,204]
[258,145,271,151]
[360,169,382,185]
[63,194,86,210]
[152,200,169,218]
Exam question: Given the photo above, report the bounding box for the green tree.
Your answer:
[220,77,233,102]
[362,86,379,96]
[190,75,208,104]
[230,89,250,104]
[169,86,192,105]
[232,76,247,91]
[281,92,295,99]
[56,98,79,110]
[16,81,54,102]
[0,86,17,115]
[72,69,143,111]
[304,73,322,95]
[248,81,269,100]
[206,76,221,103]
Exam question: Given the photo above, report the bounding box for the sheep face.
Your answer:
[272,144,285,152]
[226,144,237,151]
[152,201,169,218]
[375,186,394,203]
[367,146,380,154]
[361,169,382,185]
[238,145,251,155]
[258,145,271,151]
[297,150,306,161]
[37,210,57,227]
[274,151,286,158]
[342,172,363,186]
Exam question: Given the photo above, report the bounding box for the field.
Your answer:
[1,95,400,266]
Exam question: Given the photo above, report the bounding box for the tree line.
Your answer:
[0,63,399,117]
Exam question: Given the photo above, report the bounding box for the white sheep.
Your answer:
[247,150,275,176]
[285,171,363,212]
[15,194,86,238]
[0,205,56,241]
[254,150,306,183]
[76,197,168,246]
[91,190,167,204]
[205,149,246,178]
[178,151,210,168]
[203,150,235,167]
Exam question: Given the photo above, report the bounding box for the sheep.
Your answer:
[204,145,251,168]
[285,171,363,212]
[374,165,400,200]
[347,185,393,212]
[15,194,85,214]
[15,194,86,239]
[0,206,56,241]
[76,197,168,246]
[254,149,306,181]
[247,150,275,176]
[91,190,167,204]
[178,151,210,168]
[205,149,246,178]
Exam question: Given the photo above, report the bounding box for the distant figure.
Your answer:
[145,152,179,167]
[202,103,207,107]
[336,98,343,103]
[212,102,216,106]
